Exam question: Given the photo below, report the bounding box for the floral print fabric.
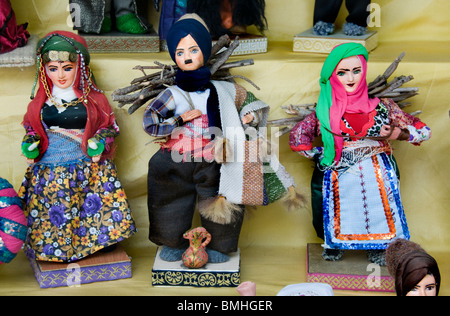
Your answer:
[18,158,136,262]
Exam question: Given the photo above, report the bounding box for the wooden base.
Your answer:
[161,34,267,56]
[79,29,160,53]
[0,35,37,68]
[221,34,267,56]
[306,243,394,292]
[293,28,378,54]
[28,245,132,288]
[152,247,240,287]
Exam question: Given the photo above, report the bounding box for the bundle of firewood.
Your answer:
[268,52,421,137]
[111,35,257,114]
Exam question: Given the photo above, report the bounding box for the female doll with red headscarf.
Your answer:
[289,43,431,265]
[18,31,136,263]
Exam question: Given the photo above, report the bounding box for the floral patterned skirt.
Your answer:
[18,130,136,262]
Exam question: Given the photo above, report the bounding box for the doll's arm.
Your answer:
[384,99,431,145]
[238,90,267,127]
[143,89,183,137]
[21,124,41,160]
[289,111,322,159]
[87,120,120,158]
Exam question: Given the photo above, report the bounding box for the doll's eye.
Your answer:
[176,51,184,57]
[191,48,199,54]
[354,69,361,75]
[337,71,345,76]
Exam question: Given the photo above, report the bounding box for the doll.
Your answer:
[186,0,267,39]
[0,0,29,54]
[289,43,431,265]
[18,31,136,262]
[313,0,371,36]
[69,0,148,34]
[386,239,440,296]
[143,14,295,263]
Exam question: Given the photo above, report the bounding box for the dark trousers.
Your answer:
[147,149,244,254]
[313,0,371,27]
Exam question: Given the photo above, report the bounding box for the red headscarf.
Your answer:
[22,31,116,161]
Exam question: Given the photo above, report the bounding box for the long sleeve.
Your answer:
[384,98,432,145]
[289,111,322,159]
[143,89,184,137]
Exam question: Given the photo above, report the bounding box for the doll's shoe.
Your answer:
[343,22,367,36]
[116,13,147,34]
[206,248,229,263]
[313,21,334,36]
[160,246,184,261]
[367,249,386,266]
[322,248,344,261]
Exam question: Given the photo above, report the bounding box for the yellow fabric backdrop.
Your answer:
[0,0,449,296]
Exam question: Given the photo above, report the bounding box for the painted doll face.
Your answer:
[175,34,204,71]
[406,274,438,296]
[335,56,363,93]
[46,60,77,89]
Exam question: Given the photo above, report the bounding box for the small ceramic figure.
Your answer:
[182,227,211,268]
[289,43,431,265]
[313,0,371,36]
[19,31,136,262]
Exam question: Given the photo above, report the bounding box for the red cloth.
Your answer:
[0,0,29,54]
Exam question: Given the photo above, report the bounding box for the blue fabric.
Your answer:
[158,0,187,40]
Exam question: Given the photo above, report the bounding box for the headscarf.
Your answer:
[23,31,116,161]
[316,43,380,166]
[166,14,212,92]
[386,239,441,296]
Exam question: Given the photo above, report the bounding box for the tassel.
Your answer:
[198,195,243,225]
[281,186,306,212]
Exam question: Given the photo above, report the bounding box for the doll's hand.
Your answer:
[241,113,254,125]
[380,125,401,140]
[181,109,202,123]
[92,155,101,163]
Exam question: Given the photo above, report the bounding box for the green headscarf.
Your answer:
[316,43,369,166]
[37,31,90,65]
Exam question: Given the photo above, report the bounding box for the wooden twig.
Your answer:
[112,34,256,114]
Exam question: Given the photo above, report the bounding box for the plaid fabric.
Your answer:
[143,89,183,137]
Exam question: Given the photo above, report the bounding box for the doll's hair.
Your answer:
[386,239,441,296]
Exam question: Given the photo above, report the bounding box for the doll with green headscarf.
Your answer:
[289,43,431,265]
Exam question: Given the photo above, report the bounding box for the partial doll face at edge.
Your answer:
[334,55,363,93]
[175,34,205,72]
